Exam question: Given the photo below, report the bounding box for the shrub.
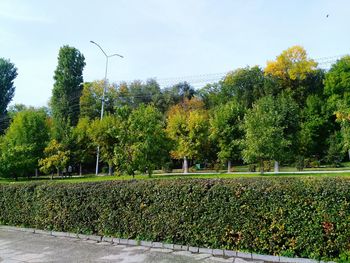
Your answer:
[1,178,350,261]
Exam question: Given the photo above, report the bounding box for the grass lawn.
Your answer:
[2,171,350,184]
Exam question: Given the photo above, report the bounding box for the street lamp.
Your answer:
[90,40,124,175]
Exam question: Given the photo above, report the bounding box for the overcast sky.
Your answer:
[1,0,349,107]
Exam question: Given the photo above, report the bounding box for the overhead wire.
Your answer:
[0,53,347,130]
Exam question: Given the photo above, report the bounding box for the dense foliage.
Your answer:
[0,58,17,134]
[1,45,350,177]
[1,178,350,261]
[51,45,85,140]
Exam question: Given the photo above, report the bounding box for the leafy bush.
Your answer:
[1,178,350,261]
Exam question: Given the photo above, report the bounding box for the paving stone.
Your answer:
[119,238,128,245]
[152,242,163,248]
[127,239,139,246]
[173,244,182,250]
[279,256,317,263]
[181,245,189,251]
[51,231,68,238]
[189,246,199,253]
[112,237,120,244]
[77,233,89,240]
[101,236,113,243]
[224,250,237,257]
[236,251,252,259]
[140,240,152,247]
[213,249,224,256]
[16,227,35,233]
[34,229,51,236]
[67,232,78,238]
[163,243,174,249]
[87,234,102,242]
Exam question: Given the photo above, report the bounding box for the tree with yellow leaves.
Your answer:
[166,98,209,173]
[265,45,317,81]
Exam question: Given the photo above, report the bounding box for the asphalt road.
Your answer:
[0,229,261,263]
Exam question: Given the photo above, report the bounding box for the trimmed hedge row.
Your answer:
[1,178,350,261]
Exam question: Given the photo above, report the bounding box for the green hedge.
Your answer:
[1,178,350,261]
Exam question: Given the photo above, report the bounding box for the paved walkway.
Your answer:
[0,230,264,263]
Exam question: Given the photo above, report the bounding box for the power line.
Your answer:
[116,54,345,89]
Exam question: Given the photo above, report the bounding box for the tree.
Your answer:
[51,45,85,140]
[324,55,350,111]
[88,113,128,175]
[1,109,50,177]
[39,139,70,178]
[324,56,350,158]
[210,100,245,172]
[0,144,35,180]
[265,46,319,105]
[80,81,118,119]
[0,58,17,134]
[166,98,209,173]
[325,131,344,167]
[242,95,299,173]
[297,95,333,164]
[221,66,266,108]
[265,45,317,82]
[71,117,95,175]
[125,105,170,176]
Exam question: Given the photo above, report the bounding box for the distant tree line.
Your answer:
[1,45,350,178]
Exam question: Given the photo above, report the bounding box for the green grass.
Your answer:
[2,171,350,184]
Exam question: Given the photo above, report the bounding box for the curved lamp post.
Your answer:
[90,40,123,175]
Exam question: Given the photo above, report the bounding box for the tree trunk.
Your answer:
[227,160,232,173]
[108,164,113,176]
[57,168,60,177]
[348,149,350,161]
[260,159,264,175]
[35,168,38,177]
[274,161,279,173]
[183,157,188,174]
[79,163,82,176]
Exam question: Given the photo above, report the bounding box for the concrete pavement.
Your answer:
[0,229,264,263]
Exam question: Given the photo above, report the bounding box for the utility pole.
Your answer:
[90,40,123,175]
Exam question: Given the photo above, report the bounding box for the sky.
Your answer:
[1,0,350,107]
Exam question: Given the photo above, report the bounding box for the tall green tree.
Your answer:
[242,94,299,173]
[123,105,170,176]
[298,95,333,163]
[324,55,350,159]
[0,58,17,134]
[51,45,85,140]
[210,100,245,172]
[1,109,50,177]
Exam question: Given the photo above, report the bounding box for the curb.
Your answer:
[0,225,331,263]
